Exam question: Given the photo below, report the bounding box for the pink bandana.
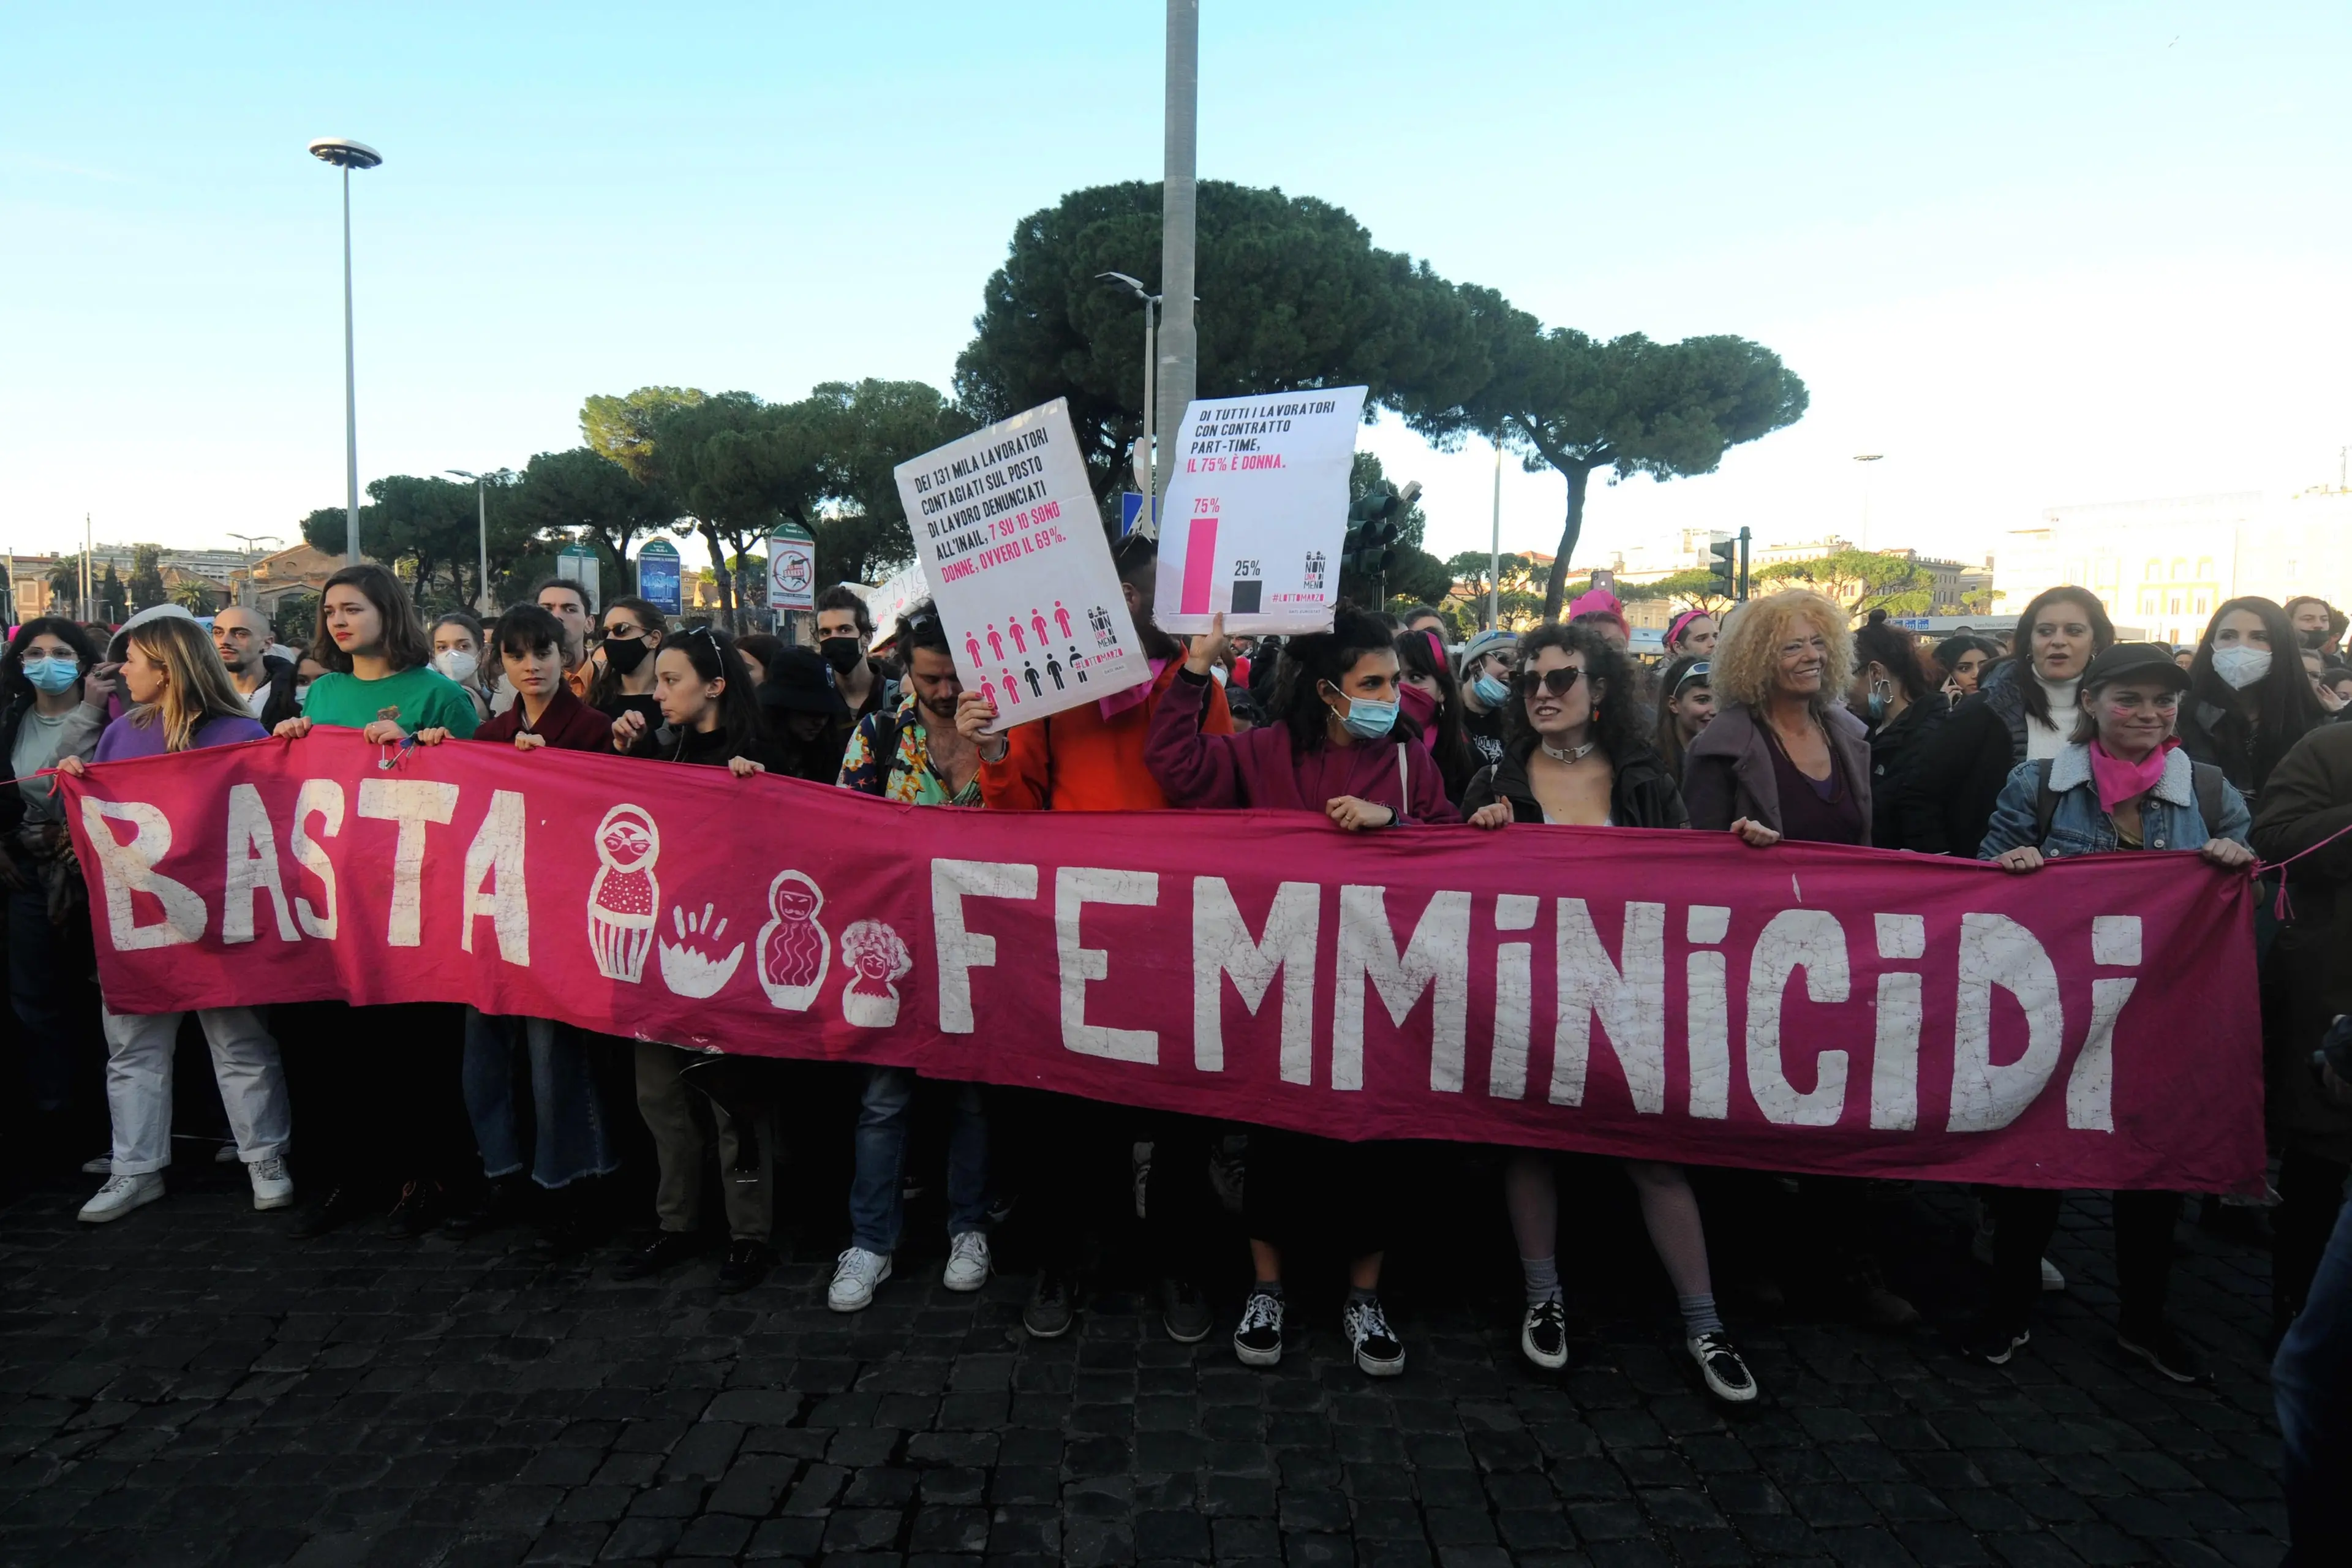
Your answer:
[2088,737,2178,815]
[1098,658,1170,721]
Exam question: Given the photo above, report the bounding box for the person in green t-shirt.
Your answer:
[274,565,480,743]
[269,564,478,1240]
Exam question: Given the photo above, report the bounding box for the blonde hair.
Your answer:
[126,617,253,753]
[1710,588,1854,712]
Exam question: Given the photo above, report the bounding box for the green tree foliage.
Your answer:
[1619,567,1738,619]
[508,449,667,586]
[1442,549,1551,631]
[1413,287,1808,622]
[582,386,706,484]
[169,578,217,614]
[1755,549,1934,620]
[100,564,126,622]
[272,594,318,647]
[955,181,1484,511]
[127,545,167,611]
[46,555,80,611]
[300,475,499,608]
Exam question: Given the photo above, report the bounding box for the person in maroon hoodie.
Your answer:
[415,604,619,1251]
[1148,605,1493,1379]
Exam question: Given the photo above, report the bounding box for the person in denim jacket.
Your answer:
[1964,642,2255,1383]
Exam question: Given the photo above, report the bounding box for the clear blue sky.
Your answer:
[4,1,2347,575]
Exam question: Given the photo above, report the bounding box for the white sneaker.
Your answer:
[827,1247,891,1312]
[1343,1296,1405,1378]
[249,1156,295,1212]
[942,1230,990,1292]
[214,1142,241,1164]
[1233,1290,1284,1367]
[78,1172,164,1223]
[1688,1332,1758,1403]
[2040,1256,2066,1292]
[80,1153,113,1176]
[1520,1297,1569,1371]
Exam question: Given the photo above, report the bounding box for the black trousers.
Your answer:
[1985,1185,2181,1330]
[2276,1153,2351,1319]
[284,1001,473,1196]
[1243,1127,1398,1262]
[996,1088,1221,1281]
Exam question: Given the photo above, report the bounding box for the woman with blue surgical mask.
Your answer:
[1147,605,1494,1382]
[1455,627,1519,771]
[2177,596,2326,813]
[1,617,110,1171]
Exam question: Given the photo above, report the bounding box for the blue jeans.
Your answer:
[850,1066,987,1254]
[2276,1186,2352,1566]
[7,884,77,1115]
[461,1009,616,1190]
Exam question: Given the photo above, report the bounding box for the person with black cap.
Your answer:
[757,645,854,782]
[1964,641,2254,1382]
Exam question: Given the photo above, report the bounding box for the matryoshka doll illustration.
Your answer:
[588,804,661,982]
[756,870,830,1011]
[839,921,912,1028]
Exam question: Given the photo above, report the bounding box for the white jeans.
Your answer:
[102,1005,290,1175]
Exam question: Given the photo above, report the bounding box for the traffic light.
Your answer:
[1343,488,1405,578]
[1709,533,1739,598]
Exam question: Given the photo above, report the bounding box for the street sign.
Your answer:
[1120,491,1155,537]
[556,543,601,612]
[635,538,682,616]
[767,520,816,613]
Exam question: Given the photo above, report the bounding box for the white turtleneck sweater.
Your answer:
[2026,674,2080,760]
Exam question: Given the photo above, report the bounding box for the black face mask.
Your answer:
[821,637,863,675]
[2301,628,2331,650]
[602,636,650,676]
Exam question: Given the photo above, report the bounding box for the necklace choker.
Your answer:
[1540,738,1597,763]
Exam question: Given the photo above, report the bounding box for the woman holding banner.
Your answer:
[61,616,291,1223]
[1970,641,2253,1382]
[1458,622,1757,1402]
[1148,605,1476,1378]
[272,563,481,1239]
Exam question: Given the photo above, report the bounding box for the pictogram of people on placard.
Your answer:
[1008,619,1028,654]
[986,625,1005,661]
[1068,646,1088,683]
[1023,665,1044,698]
[1030,608,1049,647]
[964,631,984,668]
[1045,653,1065,690]
[999,669,1021,704]
[1053,600,1072,638]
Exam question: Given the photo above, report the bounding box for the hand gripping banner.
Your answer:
[59,731,2264,1193]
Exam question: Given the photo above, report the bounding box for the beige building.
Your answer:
[1992,489,2352,647]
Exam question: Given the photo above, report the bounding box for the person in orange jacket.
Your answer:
[954,533,1233,1344]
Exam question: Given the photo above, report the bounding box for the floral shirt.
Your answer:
[836,689,981,806]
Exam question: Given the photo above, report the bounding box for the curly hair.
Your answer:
[1709,588,1853,713]
[1504,622,1651,764]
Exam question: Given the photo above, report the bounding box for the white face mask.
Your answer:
[434,649,480,687]
[2211,646,2270,690]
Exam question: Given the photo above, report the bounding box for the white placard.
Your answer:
[892,398,1148,729]
[1153,386,1368,634]
[859,558,930,646]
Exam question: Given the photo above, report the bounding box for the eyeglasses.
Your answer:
[1517,666,1587,698]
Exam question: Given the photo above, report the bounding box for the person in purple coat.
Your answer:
[1148,605,1494,1379]
[59,616,289,1225]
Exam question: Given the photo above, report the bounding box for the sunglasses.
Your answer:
[1673,660,1711,693]
[1517,666,1587,698]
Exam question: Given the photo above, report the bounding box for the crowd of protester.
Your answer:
[6,559,2351,1555]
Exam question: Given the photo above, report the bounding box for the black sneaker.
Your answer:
[1343,1296,1404,1378]
[1023,1269,1075,1339]
[611,1230,709,1281]
[2117,1319,2207,1384]
[1233,1289,1284,1368]
[1687,1332,1758,1403]
[1520,1297,1568,1371]
[442,1175,529,1240]
[290,1184,366,1240]
[1958,1321,2032,1367]
[1161,1277,1213,1344]
[716,1240,774,1295]
[386,1180,444,1239]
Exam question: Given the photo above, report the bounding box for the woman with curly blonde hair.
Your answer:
[1681,589,1920,1328]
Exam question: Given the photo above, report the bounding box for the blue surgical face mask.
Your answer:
[1325,682,1399,741]
[1471,674,1510,707]
[1866,679,1891,723]
[23,655,80,695]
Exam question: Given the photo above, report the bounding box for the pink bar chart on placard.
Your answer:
[1179,516,1220,616]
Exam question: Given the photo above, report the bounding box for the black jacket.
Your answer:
[1459,737,1690,829]
[637,720,790,776]
[1864,690,1948,850]
[1898,665,2034,856]
[246,655,303,733]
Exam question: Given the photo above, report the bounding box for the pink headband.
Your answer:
[1665,609,1706,648]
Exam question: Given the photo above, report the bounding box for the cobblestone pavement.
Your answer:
[0,1156,2291,1568]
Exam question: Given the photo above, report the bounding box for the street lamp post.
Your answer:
[1853,453,1884,551]
[308,137,383,566]
[1153,0,1199,502]
[447,470,493,612]
[1096,273,1161,504]
[1490,433,1505,630]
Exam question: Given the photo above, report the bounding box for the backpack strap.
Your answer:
[2029,758,2060,845]
[2188,761,2226,838]
[856,709,903,797]
[1394,741,1409,824]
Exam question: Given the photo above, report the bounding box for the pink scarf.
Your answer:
[2088,737,2177,815]
[1098,657,1170,721]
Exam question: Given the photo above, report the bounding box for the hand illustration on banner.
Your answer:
[587,804,660,982]
[658,902,744,998]
[756,870,830,1011]
[840,920,912,1028]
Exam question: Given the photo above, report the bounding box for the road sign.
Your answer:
[556,543,601,612]
[635,538,682,616]
[767,521,816,613]
[1120,491,1155,537]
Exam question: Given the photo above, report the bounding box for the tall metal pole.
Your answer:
[341,166,362,563]
[83,513,93,620]
[1488,434,1504,629]
[475,478,490,613]
[1140,297,1158,517]
[1152,0,1199,502]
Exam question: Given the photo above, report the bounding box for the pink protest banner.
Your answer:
[59,730,2264,1193]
